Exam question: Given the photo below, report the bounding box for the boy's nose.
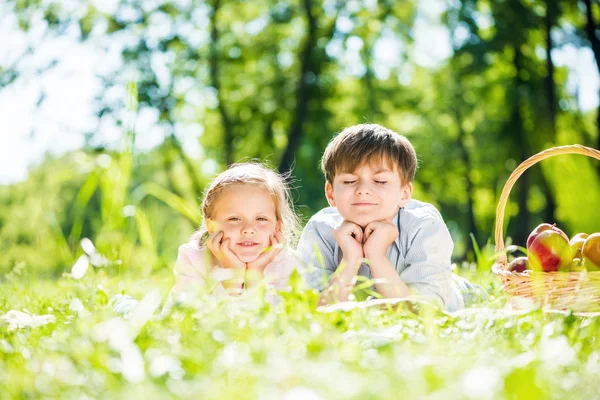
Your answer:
[355,182,372,195]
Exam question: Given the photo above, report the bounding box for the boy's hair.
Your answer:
[192,162,300,246]
[321,124,417,185]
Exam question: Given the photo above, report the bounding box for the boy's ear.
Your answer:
[399,182,413,208]
[325,181,336,207]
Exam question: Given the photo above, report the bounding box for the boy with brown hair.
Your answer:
[298,124,470,311]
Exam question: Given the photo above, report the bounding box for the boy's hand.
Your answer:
[247,232,285,273]
[363,221,398,260]
[334,221,364,262]
[207,232,246,271]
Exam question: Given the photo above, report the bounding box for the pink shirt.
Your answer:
[170,240,302,299]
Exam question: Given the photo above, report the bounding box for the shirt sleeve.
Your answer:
[296,218,337,291]
[265,247,303,290]
[171,243,228,298]
[400,217,464,311]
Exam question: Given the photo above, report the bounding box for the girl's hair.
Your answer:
[191,162,300,247]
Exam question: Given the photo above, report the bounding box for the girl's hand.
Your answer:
[207,232,246,270]
[246,232,285,272]
[362,221,398,261]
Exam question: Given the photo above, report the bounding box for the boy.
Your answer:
[297,124,466,311]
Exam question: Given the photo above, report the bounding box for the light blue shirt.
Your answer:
[297,199,465,311]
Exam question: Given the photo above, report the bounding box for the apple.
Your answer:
[527,223,569,249]
[528,230,571,272]
[569,233,589,259]
[582,233,600,271]
[508,257,529,273]
[568,258,586,272]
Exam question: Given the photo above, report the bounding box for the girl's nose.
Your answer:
[241,224,256,235]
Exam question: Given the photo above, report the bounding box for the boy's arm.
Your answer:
[367,256,411,298]
[363,221,410,299]
[400,217,464,310]
[297,219,336,290]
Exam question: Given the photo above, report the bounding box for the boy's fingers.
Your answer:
[351,225,363,244]
[364,224,375,241]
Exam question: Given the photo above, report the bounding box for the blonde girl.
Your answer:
[169,162,302,301]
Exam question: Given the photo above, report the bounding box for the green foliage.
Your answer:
[1,271,600,399]
[3,0,600,262]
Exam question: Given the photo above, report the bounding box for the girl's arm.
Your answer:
[172,242,233,298]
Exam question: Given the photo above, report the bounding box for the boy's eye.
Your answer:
[342,180,356,185]
[375,181,387,184]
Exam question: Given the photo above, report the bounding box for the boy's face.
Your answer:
[325,161,412,228]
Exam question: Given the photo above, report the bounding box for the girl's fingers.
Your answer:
[264,236,280,261]
[274,231,285,247]
[220,237,232,255]
[209,231,223,246]
[206,232,221,255]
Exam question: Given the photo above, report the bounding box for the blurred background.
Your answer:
[1,0,599,279]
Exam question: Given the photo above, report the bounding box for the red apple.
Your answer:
[508,257,529,273]
[528,230,571,272]
[569,233,589,259]
[527,223,569,249]
[582,233,600,271]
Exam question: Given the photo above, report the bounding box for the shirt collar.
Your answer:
[392,207,402,251]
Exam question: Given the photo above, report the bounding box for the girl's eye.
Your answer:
[228,217,240,221]
[375,181,387,184]
[257,217,268,221]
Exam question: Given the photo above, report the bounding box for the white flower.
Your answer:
[461,366,502,399]
[1,310,56,331]
[283,387,322,400]
[80,238,96,256]
[69,298,90,316]
[127,290,161,332]
[148,354,183,379]
[70,255,89,280]
[110,294,139,316]
[121,344,145,383]
[539,335,576,368]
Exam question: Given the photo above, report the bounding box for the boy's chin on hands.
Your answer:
[362,220,399,260]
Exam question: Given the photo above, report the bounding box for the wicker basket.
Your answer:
[491,144,600,311]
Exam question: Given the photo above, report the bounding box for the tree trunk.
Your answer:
[541,0,557,224]
[452,106,478,257]
[209,0,235,166]
[513,46,530,247]
[168,133,204,200]
[278,0,343,173]
[362,38,380,119]
[583,0,600,157]
[278,0,318,174]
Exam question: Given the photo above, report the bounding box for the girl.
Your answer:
[168,162,302,304]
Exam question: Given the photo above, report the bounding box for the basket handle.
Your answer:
[494,144,600,269]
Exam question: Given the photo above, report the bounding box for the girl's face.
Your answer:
[209,184,281,263]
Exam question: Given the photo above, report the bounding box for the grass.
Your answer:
[1,267,600,399]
